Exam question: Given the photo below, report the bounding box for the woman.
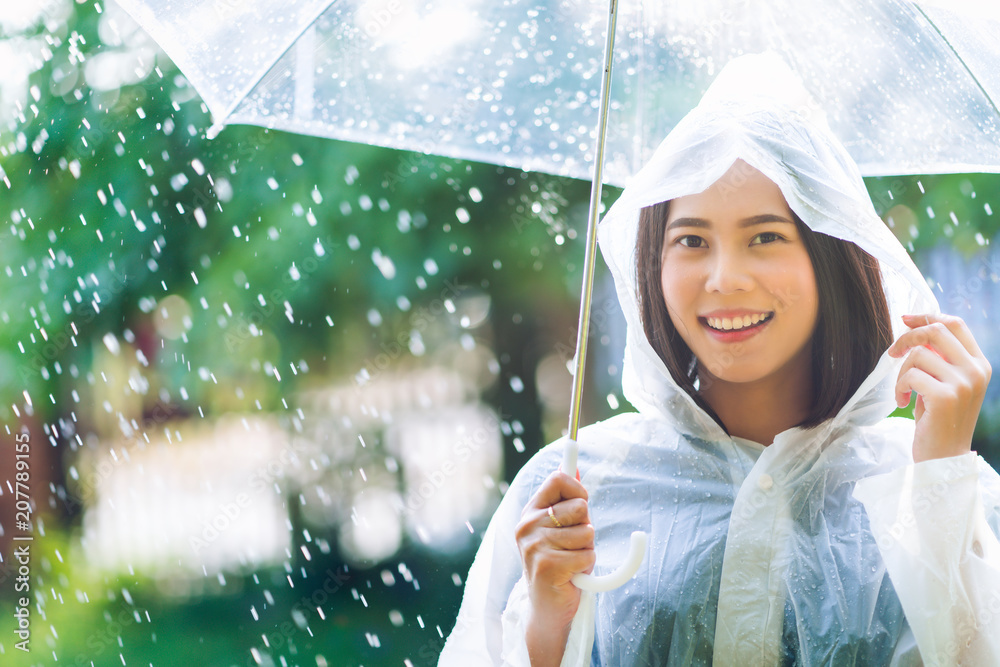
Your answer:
[439,54,1000,666]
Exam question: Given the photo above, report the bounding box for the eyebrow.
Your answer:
[665,214,795,231]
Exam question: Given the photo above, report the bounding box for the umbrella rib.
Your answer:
[208,0,341,138]
[912,4,1000,120]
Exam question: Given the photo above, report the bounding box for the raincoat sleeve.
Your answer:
[853,450,1000,666]
[439,445,564,666]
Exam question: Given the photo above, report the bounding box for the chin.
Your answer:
[695,353,780,386]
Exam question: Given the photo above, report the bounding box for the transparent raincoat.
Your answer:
[439,54,1000,666]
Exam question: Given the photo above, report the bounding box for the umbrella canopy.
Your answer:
[114,0,1000,183]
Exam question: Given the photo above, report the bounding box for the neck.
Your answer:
[697,347,815,447]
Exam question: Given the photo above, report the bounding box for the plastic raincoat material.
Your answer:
[439,54,1000,666]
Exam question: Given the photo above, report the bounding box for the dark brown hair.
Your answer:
[636,200,893,431]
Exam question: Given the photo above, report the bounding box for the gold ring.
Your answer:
[547,505,563,528]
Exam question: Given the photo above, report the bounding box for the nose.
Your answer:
[704,248,755,294]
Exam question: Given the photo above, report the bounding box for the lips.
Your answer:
[698,311,774,343]
[704,312,774,331]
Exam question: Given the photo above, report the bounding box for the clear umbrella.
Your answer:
[112,0,1000,593]
[113,0,1000,183]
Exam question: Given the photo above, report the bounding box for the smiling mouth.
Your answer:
[703,312,774,332]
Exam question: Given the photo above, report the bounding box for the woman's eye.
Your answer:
[751,231,783,245]
[677,235,705,248]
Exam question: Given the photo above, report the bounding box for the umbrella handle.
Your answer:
[560,439,647,593]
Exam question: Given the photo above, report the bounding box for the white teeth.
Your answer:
[707,313,771,331]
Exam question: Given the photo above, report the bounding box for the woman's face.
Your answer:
[660,160,819,388]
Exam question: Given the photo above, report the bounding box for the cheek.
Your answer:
[660,265,689,313]
[660,265,699,336]
[764,257,818,318]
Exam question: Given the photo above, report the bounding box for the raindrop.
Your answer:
[292,153,304,166]
[345,165,359,184]
[607,393,619,409]
[372,249,397,279]
[367,309,383,326]
[456,207,470,223]
[311,186,323,204]
[397,210,411,232]
[102,332,120,355]
[469,187,483,202]
[359,195,373,211]
[267,177,279,190]
[423,259,439,275]
[347,234,361,250]
[509,376,524,393]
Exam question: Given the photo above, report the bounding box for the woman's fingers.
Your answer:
[524,470,588,516]
[544,522,596,552]
[890,314,991,403]
[516,471,595,584]
[891,313,987,366]
[893,344,961,408]
[541,497,590,529]
[531,544,597,584]
[894,364,943,410]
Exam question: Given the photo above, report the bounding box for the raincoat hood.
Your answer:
[598,52,939,440]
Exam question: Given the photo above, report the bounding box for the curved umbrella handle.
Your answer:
[561,439,647,593]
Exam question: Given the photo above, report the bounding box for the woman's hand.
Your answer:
[515,469,595,667]
[888,313,992,463]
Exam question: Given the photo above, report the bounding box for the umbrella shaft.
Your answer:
[567,0,619,443]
